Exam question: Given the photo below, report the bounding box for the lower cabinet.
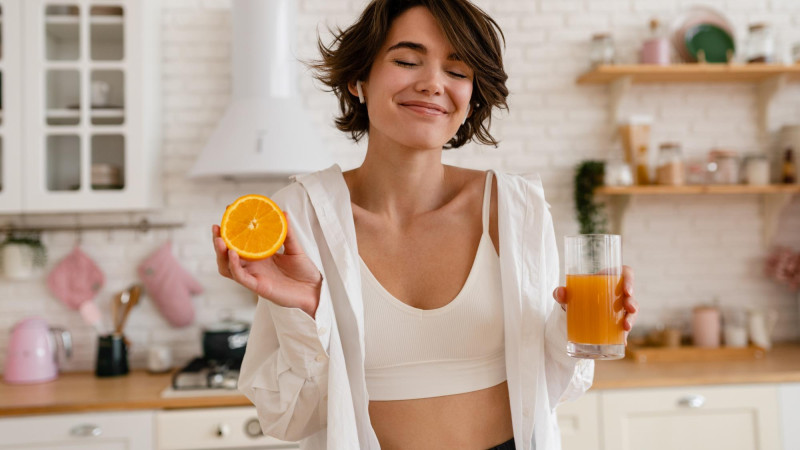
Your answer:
[559,384,782,450]
[556,392,601,450]
[0,410,155,449]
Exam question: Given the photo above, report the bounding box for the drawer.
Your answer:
[156,406,298,450]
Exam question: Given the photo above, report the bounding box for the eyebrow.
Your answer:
[386,41,462,61]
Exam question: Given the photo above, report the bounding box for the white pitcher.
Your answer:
[1,243,36,280]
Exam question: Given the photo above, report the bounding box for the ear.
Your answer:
[348,80,365,102]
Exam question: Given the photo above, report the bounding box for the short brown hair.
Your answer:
[310,0,508,149]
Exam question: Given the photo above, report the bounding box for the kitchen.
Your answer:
[0,0,799,449]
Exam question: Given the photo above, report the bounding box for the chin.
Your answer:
[389,128,456,151]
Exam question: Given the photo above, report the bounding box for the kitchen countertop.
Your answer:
[2,345,800,417]
[592,344,800,390]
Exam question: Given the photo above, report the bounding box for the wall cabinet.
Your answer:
[560,384,783,450]
[0,0,161,214]
[0,410,155,449]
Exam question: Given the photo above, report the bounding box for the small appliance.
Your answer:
[3,317,72,384]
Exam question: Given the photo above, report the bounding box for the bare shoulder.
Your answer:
[445,166,499,254]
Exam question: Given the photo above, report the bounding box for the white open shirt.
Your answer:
[238,164,594,450]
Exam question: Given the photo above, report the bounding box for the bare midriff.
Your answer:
[368,380,514,450]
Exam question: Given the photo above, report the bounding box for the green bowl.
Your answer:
[685,23,735,63]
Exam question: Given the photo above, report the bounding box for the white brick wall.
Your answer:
[1,0,799,372]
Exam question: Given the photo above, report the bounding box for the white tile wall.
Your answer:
[1,0,799,372]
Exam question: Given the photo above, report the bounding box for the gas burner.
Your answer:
[172,357,240,390]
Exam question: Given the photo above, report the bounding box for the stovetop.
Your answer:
[171,357,241,391]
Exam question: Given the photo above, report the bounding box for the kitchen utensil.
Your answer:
[46,247,105,332]
[95,334,129,377]
[137,242,203,328]
[669,6,736,63]
[685,24,735,63]
[3,318,72,384]
[692,305,721,348]
[202,315,250,363]
[115,285,141,334]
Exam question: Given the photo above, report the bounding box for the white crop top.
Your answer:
[360,172,506,401]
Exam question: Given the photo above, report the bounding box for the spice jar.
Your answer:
[744,23,775,63]
[783,148,797,184]
[742,154,770,185]
[590,33,615,67]
[656,142,685,185]
[709,150,741,184]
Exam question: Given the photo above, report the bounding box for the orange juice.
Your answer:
[566,274,625,345]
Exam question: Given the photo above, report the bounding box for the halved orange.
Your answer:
[220,194,287,260]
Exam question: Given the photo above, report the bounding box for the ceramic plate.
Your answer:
[685,24,735,63]
[669,6,736,63]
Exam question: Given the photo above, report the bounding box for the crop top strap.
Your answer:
[482,171,492,234]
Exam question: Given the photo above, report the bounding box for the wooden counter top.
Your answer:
[0,370,251,417]
[592,344,800,390]
[2,345,800,417]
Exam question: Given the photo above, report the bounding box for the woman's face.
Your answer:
[355,6,474,151]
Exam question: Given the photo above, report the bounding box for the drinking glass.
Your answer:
[564,234,625,359]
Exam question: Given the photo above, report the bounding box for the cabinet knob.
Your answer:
[678,395,706,408]
[70,424,103,437]
[245,418,264,438]
[216,423,231,438]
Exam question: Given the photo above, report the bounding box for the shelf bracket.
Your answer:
[762,192,793,247]
[605,195,631,236]
[609,76,632,131]
[757,74,787,135]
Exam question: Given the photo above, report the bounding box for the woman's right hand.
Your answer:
[212,213,322,318]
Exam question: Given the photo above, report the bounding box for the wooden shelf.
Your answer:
[577,63,800,85]
[594,184,800,245]
[577,64,800,132]
[597,184,800,195]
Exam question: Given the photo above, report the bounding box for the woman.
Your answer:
[212,1,638,449]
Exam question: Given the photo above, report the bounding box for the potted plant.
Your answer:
[1,233,47,280]
[574,160,607,234]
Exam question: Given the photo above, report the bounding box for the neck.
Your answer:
[347,132,454,224]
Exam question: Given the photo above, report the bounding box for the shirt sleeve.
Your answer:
[237,183,333,442]
[541,206,594,411]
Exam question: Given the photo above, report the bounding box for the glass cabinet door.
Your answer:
[25,0,133,211]
[0,0,22,212]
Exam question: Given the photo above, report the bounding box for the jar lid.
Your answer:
[592,33,611,40]
[659,142,681,149]
[748,23,767,31]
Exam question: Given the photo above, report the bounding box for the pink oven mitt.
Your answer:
[137,242,203,328]
[46,247,105,329]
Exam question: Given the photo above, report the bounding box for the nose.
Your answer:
[414,67,444,96]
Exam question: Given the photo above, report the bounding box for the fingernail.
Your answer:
[626,286,634,296]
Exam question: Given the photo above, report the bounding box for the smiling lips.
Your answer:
[400,101,449,117]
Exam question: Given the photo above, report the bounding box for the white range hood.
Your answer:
[190,0,333,179]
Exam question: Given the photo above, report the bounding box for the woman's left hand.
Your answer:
[553,265,639,344]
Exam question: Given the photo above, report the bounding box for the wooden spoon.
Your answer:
[117,284,142,334]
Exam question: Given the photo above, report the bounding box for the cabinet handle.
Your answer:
[677,395,706,408]
[217,423,231,438]
[70,424,103,437]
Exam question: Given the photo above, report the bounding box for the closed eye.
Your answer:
[449,71,467,79]
[393,60,417,68]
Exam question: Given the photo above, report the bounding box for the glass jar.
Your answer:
[604,159,634,186]
[709,150,741,184]
[745,23,775,63]
[656,142,685,185]
[793,43,800,64]
[742,154,770,185]
[590,33,615,67]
